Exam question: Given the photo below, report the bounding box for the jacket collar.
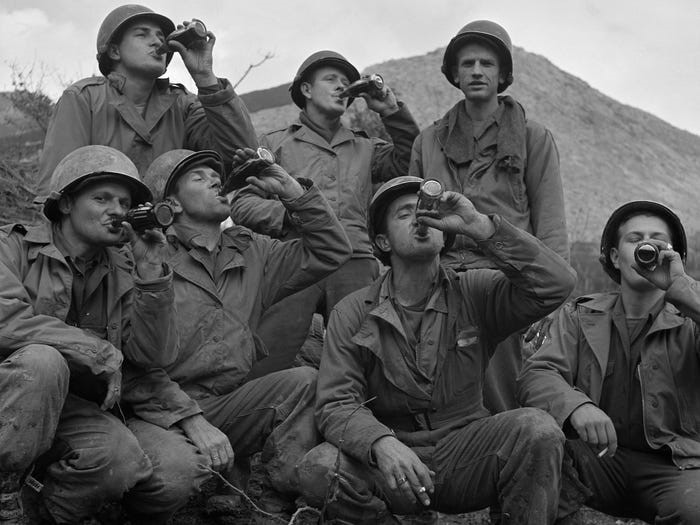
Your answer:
[290,115,360,151]
[107,72,179,145]
[578,291,687,373]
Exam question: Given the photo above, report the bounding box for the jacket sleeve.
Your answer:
[665,275,700,328]
[524,124,570,262]
[120,266,179,368]
[35,89,92,199]
[407,129,425,179]
[229,134,290,237]
[0,234,122,376]
[465,215,577,348]
[121,362,202,429]
[183,78,259,163]
[517,302,596,427]
[316,302,395,464]
[370,102,420,184]
[258,184,352,309]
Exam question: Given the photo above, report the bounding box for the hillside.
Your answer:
[241,45,700,242]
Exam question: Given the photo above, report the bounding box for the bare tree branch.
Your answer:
[233,52,275,90]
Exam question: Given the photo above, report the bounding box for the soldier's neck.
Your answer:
[390,258,440,307]
[114,69,157,106]
[619,285,665,319]
[463,97,499,122]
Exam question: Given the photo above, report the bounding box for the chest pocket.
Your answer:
[441,328,483,399]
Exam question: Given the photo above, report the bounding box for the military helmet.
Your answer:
[143,149,224,200]
[599,200,687,283]
[368,176,454,265]
[96,4,176,76]
[43,145,151,222]
[289,50,360,108]
[441,20,514,92]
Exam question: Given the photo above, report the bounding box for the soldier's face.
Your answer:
[611,214,673,289]
[301,66,350,117]
[60,181,132,247]
[376,193,444,264]
[452,42,503,103]
[110,19,167,78]
[171,166,231,224]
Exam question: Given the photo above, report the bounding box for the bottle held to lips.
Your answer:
[415,180,443,235]
[157,19,207,54]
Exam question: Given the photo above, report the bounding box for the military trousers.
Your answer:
[565,439,700,524]
[0,345,152,523]
[128,366,320,519]
[297,407,573,524]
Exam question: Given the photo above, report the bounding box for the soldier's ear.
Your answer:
[300,81,313,102]
[374,233,391,255]
[57,195,74,215]
[165,196,183,215]
[107,43,120,62]
[610,247,620,269]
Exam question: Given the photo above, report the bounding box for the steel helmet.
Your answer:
[42,145,151,222]
[289,50,360,108]
[368,176,454,265]
[441,20,514,92]
[96,4,176,76]
[599,201,687,283]
[143,149,224,200]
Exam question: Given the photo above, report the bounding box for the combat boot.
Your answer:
[0,472,26,525]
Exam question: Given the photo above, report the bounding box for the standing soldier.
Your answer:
[34,4,257,200]
[0,146,177,523]
[409,20,569,412]
[231,51,420,375]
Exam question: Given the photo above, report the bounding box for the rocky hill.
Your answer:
[242,45,700,242]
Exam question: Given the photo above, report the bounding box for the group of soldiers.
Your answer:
[1,4,699,525]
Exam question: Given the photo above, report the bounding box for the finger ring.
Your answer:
[667,243,673,250]
[417,486,427,494]
[113,387,120,392]
[397,476,408,485]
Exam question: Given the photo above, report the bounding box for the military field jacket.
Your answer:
[230,103,419,257]
[316,217,576,464]
[0,222,177,376]
[409,99,568,269]
[123,185,351,428]
[36,73,257,198]
[518,281,700,469]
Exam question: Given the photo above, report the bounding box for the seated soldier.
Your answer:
[296,176,579,524]
[0,146,176,523]
[34,3,257,200]
[120,148,351,516]
[518,201,700,524]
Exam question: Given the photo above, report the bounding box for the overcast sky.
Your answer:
[1,0,698,135]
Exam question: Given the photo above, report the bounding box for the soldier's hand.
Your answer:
[121,220,167,281]
[632,240,685,291]
[569,403,617,457]
[179,414,235,471]
[232,148,304,201]
[371,435,434,507]
[362,84,399,117]
[100,367,122,411]
[416,191,495,240]
[168,21,217,87]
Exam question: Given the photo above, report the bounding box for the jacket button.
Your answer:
[495,242,504,249]
[651,399,659,408]
[213,335,221,343]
